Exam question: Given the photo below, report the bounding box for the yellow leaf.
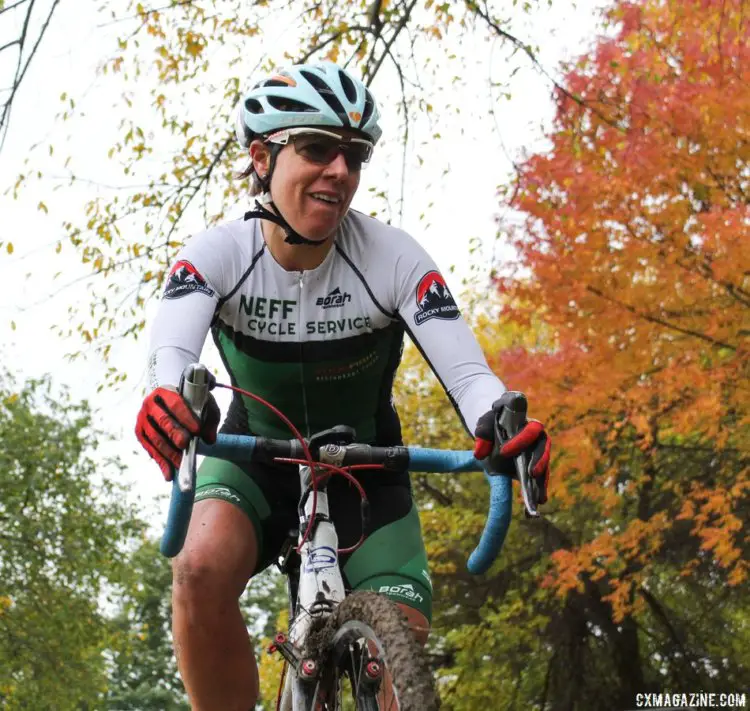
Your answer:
[38,201,48,214]
[56,242,62,254]
[10,321,16,331]
[6,243,13,254]
[185,35,204,58]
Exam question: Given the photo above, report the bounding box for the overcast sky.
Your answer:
[0,0,611,529]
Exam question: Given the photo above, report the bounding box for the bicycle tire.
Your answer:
[317,591,439,711]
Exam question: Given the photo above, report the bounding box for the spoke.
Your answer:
[288,603,314,637]
[357,642,369,708]
[310,678,321,711]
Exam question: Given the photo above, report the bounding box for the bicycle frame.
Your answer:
[278,459,349,710]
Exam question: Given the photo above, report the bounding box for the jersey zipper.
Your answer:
[298,270,311,437]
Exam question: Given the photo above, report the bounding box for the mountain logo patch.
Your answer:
[414,270,459,325]
[163,260,215,300]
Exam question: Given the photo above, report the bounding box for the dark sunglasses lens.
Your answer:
[343,144,371,171]
[293,134,373,171]
[295,137,340,164]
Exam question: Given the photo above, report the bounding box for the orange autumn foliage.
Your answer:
[495,0,749,620]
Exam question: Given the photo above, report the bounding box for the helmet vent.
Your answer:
[267,96,317,113]
[338,70,357,103]
[361,90,375,126]
[300,70,348,124]
[245,98,264,114]
[264,79,293,88]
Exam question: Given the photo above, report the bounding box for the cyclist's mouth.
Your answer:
[308,192,342,208]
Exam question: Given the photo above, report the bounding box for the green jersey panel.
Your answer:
[215,321,404,441]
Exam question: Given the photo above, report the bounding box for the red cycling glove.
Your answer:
[135,386,220,481]
[473,413,552,504]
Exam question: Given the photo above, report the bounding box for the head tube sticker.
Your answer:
[163,260,215,300]
[414,270,459,325]
[304,545,338,573]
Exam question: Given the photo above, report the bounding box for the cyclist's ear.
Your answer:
[249,139,271,178]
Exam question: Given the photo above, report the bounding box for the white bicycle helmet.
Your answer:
[235,61,382,148]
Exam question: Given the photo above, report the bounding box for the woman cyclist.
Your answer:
[135,61,551,710]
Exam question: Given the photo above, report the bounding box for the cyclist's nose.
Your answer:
[324,151,350,179]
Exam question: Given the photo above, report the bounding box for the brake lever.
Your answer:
[176,363,212,493]
[488,391,540,519]
[161,363,214,557]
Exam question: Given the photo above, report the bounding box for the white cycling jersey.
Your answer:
[148,209,506,443]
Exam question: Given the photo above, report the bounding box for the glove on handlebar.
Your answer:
[135,386,220,481]
[473,414,552,504]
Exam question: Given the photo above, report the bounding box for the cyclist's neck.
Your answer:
[260,217,335,272]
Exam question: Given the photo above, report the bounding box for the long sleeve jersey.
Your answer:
[147,209,506,444]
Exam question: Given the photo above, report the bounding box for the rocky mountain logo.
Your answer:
[414,270,459,325]
[163,260,215,300]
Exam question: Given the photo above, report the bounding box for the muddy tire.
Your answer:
[322,590,439,711]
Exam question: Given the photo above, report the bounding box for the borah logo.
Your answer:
[316,287,352,309]
[378,583,424,604]
[413,270,459,325]
[163,260,215,300]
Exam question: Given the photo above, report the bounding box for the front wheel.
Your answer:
[318,591,439,711]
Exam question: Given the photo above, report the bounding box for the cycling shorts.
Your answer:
[195,457,433,621]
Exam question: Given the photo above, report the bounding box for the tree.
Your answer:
[501,0,748,599]
[0,0,64,150]
[394,283,749,710]
[105,539,190,710]
[454,0,750,705]
[0,369,145,709]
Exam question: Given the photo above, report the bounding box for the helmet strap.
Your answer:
[244,200,328,247]
[246,142,328,247]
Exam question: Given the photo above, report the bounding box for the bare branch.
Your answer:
[365,0,418,83]
[0,39,21,53]
[160,135,233,249]
[414,474,453,506]
[0,0,30,16]
[468,0,624,132]
[0,0,63,152]
[586,285,738,351]
[95,0,197,28]
[295,25,375,65]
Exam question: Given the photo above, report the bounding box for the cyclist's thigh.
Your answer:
[335,476,433,623]
[194,456,300,575]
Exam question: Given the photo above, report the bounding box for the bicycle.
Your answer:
[159,363,541,711]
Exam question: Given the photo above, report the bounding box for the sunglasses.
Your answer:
[266,128,374,172]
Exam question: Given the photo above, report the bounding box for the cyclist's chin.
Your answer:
[295,213,344,241]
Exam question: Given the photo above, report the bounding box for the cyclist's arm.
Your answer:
[389,234,507,436]
[146,227,231,389]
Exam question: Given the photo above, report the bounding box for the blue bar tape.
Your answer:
[467,473,513,574]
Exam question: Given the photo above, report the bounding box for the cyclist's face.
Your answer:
[253,130,361,241]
